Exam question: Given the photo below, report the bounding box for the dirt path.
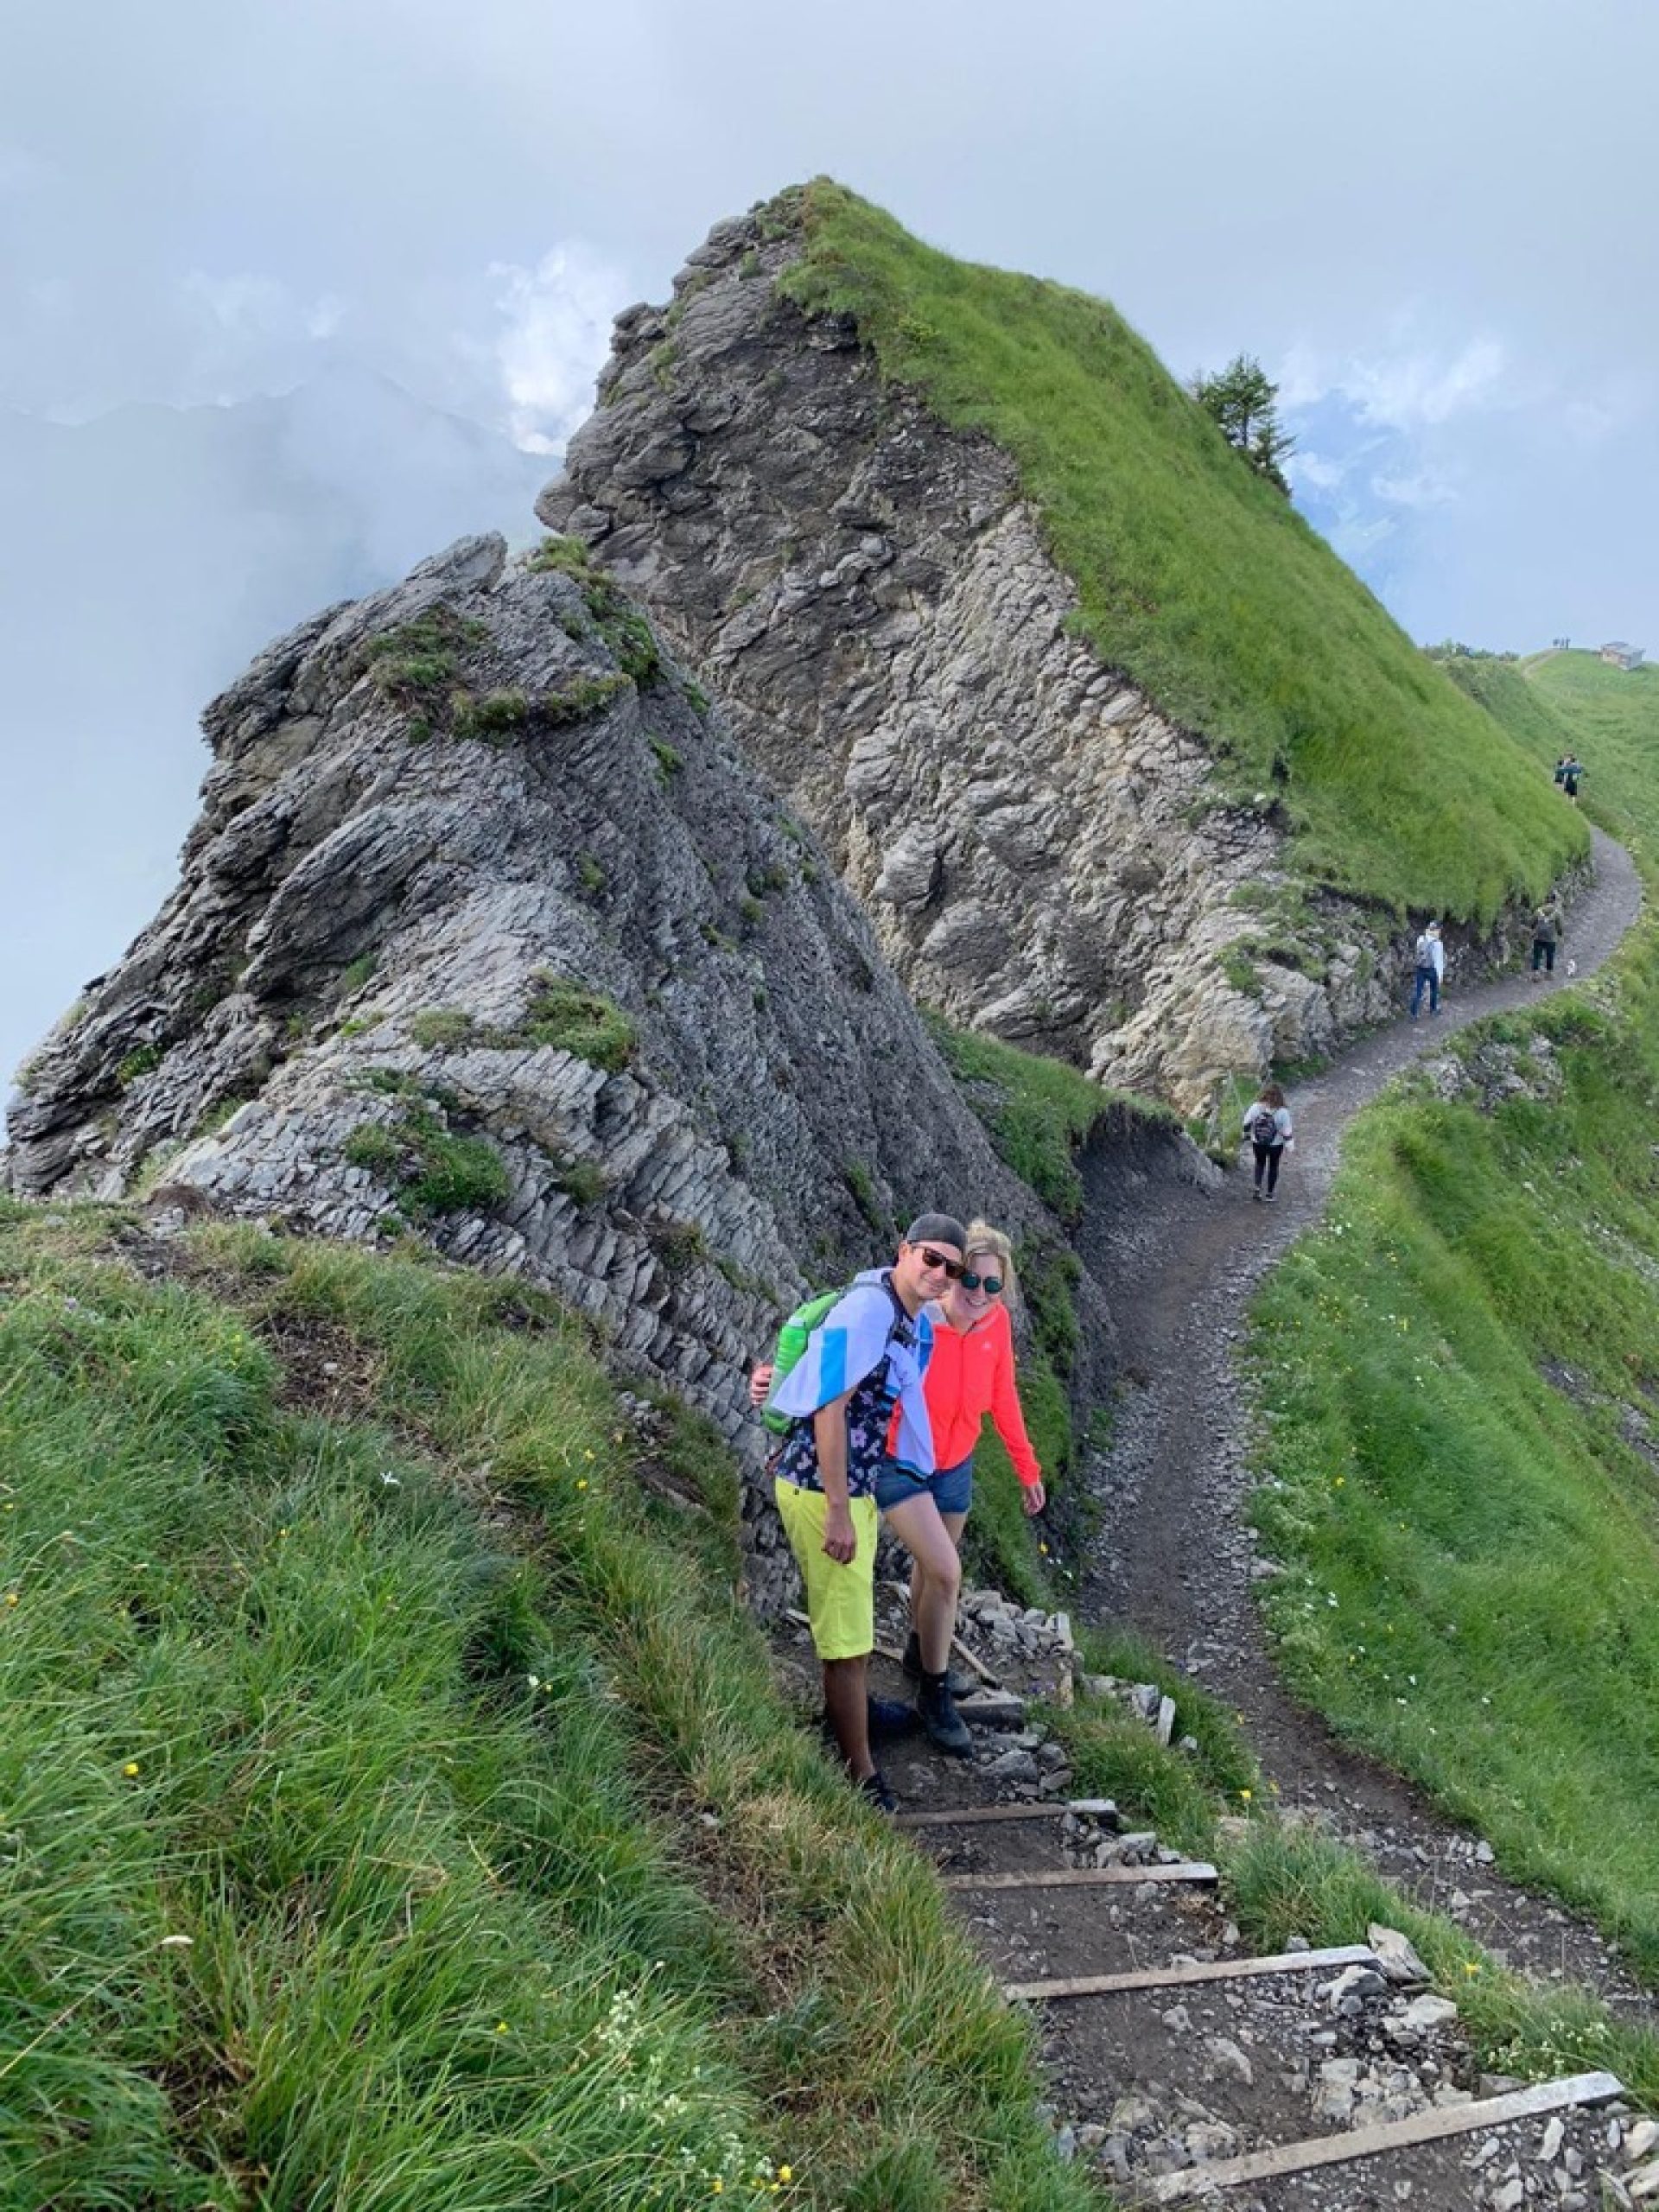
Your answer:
[1074,826,1650,2008]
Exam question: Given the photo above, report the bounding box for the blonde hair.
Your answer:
[963,1219,1020,1311]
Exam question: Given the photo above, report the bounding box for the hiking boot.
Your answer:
[819,1697,920,1746]
[901,1630,976,1698]
[918,1674,975,1758]
[1266,1190,1279,1203]
[867,1695,922,1740]
[1251,1185,1262,1202]
[857,1767,897,1815]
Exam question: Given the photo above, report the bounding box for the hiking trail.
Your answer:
[1073,825,1643,2010]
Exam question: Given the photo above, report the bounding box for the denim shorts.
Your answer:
[873,1453,975,1516]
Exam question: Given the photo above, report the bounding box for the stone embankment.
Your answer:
[538,199,1567,1114]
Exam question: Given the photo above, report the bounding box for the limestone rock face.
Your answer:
[5,532,1119,1604]
[537,206,1532,1113]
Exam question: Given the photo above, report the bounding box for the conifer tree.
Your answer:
[1191,354,1294,493]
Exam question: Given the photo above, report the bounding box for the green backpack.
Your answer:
[760,1288,846,1434]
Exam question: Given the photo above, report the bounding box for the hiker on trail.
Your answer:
[1531,902,1562,976]
[1554,757,1567,788]
[1410,921,1445,1020]
[1241,1083,1294,1203]
[760,1216,963,1813]
[752,1219,1043,1764]
[1562,756,1584,803]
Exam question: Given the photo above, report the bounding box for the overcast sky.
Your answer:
[3,0,1656,1084]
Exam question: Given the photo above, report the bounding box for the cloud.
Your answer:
[160,270,351,406]
[1287,449,1346,492]
[487,244,625,454]
[1279,331,1513,430]
[1370,466,1457,510]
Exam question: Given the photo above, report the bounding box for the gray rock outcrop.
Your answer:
[537,199,1546,1115]
[5,531,1133,1602]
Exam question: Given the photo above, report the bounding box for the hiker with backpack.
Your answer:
[1562,756,1584,804]
[753,1217,1043,1767]
[760,1216,964,1813]
[1531,902,1562,977]
[1242,1084,1294,1203]
[1409,920,1445,1020]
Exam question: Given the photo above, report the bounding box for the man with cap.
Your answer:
[765,1215,966,1812]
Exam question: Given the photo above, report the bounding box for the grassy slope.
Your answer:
[778,182,1584,921]
[0,1207,1109,2212]
[1245,652,1659,1978]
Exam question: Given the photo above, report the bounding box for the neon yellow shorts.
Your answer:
[773,1478,878,1661]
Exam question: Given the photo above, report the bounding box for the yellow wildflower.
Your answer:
[123,1761,141,1777]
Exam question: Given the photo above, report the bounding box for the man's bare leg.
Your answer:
[822,1654,873,1777]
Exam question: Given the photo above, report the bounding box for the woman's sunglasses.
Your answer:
[961,1268,1004,1295]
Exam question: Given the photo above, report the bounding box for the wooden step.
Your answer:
[894,1799,1116,1831]
[943,1861,1217,1892]
[1135,2069,1625,2204]
[1004,1942,1381,2004]
[954,1693,1027,1727]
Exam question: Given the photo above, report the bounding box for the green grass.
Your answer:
[529,536,663,685]
[408,1008,477,1051]
[0,1206,1110,2212]
[778,181,1584,923]
[364,610,492,701]
[342,1099,511,1218]
[922,1011,1173,1226]
[521,976,637,1073]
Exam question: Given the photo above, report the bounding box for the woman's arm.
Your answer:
[989,1328,1042,1488]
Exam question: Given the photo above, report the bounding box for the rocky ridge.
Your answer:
[537,197,1562,1116]
[3,529,1149,1601]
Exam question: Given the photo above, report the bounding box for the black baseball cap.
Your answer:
[904,1212,968,1250]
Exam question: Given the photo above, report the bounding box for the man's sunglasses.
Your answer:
[915,1248,1005,1295]
[916,1246,964,1278]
